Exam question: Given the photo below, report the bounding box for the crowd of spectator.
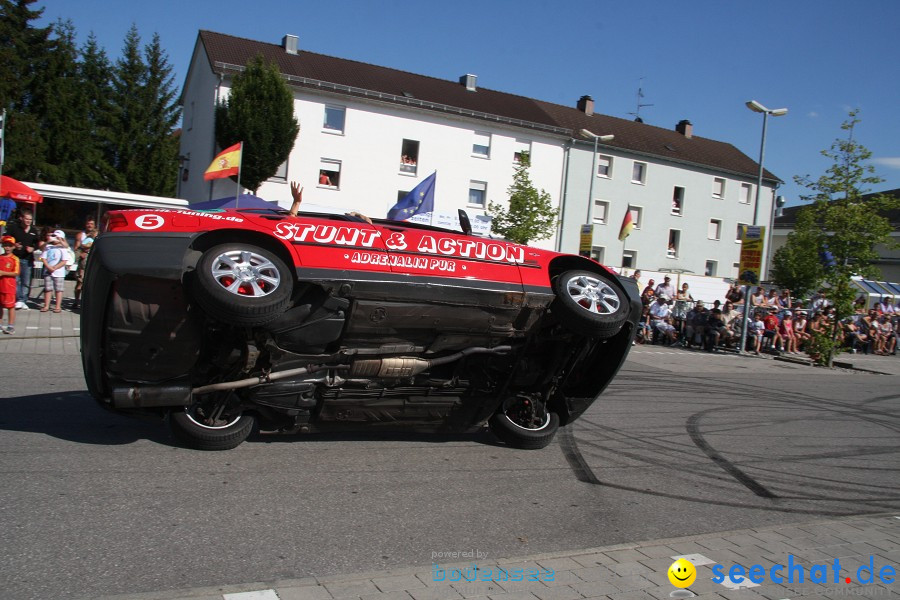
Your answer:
[635,279,900,358]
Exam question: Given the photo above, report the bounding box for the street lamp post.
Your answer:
[739,100,787,354]
[746,100,788,226]
[580,129,614,224]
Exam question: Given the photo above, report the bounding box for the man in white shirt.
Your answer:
[654,276,676,299]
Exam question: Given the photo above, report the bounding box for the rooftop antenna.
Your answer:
[628,78,654,122]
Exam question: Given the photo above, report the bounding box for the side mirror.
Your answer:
[458,209,472,236]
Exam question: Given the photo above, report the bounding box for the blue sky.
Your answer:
[37,0,900,207]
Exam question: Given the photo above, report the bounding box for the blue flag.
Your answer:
[388,172,436,221]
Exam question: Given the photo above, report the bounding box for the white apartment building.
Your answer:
[178,31,779,267]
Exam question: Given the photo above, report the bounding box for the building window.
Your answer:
[712,177,726,199]
[324,105,346,133]
[708,219,722,240]
[318,159,340,189]
[597,155,613,178]
[268,159,288,182]
[631,161,647,184]
[667,230,680,258]
[705,260,718,277]
[593,200,609,224]
[629,205,643,229]
[514,140,531,163]
[472,131,491,158]
[469,180,487,207]
[740,183,752,204]
[736,223,747,242]
[732,262,740,278]
[591,246,605,263]
[672,186,684,215]
[400,139,419,174]
[622,250,637,269]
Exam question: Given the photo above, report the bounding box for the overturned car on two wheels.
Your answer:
[80,207,640,450]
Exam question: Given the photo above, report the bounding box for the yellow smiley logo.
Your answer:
[668,558,697,588]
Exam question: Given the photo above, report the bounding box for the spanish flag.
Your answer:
[204,142,242,181]
[618,209,634,241]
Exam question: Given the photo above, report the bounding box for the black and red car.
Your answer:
[81,207,640,450]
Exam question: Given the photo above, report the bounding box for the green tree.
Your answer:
[78,33,123,190]
[770,207,823,300]
[108,26,180,195]
[214,55,299,193]
[0,0,53,179]
[488,152,558,244]
[790,110,900,366]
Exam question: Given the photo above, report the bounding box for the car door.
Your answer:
[376,221,526,305]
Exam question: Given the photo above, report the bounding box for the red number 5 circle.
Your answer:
[135,214,164,230]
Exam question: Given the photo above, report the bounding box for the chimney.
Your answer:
[282,34,298,55]
[676,119,693,138]
[459,74,477,91]
[577,95,594,116]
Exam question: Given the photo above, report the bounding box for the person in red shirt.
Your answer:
[0,235,20,334]
[762,310,783,353]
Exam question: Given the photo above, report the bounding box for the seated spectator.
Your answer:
[843,318,869,354]
[853,295,868,314]
[767,289,784,310]
[779,310,798,354]
[875,315,895,355]
[705,308,731,351]
[810,289,829,313]
[793,310,811,350]
[684,301,707,348]
[875,296,894,315]
[779,289,793,310]
[725,282,745,305]
[721,301,742,347]
[750,286,767,309]
[654,315,679,346]
[748,311,765,354]
[762,309,783,353]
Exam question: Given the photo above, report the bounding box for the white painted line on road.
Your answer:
[223,590,279,600]
[50,327,62,330]
[671,553,716,566]
[26,326,39,330]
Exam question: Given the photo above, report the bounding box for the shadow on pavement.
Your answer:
[0,391,503,449]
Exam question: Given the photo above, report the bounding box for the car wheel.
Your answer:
[170,401,255,451]
[192,243,293,326]
[551,269,628,338]
[488,395,560,450]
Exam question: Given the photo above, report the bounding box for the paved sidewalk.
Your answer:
[92,513,900,600]
[0,279,81,355]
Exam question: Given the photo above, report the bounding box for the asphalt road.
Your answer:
[0,349,897,599]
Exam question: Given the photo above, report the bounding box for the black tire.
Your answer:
[170,406,255,451]
[488,395,560,450]
[550,269,628,339]
[192,243,293,326]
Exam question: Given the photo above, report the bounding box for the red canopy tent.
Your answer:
[0,175,43,203]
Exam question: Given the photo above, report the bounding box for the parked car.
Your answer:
[81,207,641,450]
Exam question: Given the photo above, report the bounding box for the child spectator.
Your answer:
[748,311,765,354]
[40,229,68,313]
[762,309,783,353]
[0,235,19,333]
[779,310,797,354]
[793,310,811,351]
